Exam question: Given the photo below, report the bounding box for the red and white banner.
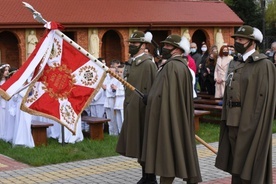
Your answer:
[21,28,106,134]
[0,22,106,134]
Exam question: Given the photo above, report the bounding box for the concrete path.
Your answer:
[0,134,275,183]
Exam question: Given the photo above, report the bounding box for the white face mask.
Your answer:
[201,47,207,52]
[190,48,197,53]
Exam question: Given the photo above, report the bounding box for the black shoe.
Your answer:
[137,177,147,184]
[145,174,157,184]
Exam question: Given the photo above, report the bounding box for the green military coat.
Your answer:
[116,54,157,159]
[215,52,276,183]
[141,56,202,182]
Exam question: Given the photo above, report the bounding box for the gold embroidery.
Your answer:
[42,64,75,100]
[79,65,99,86]
[26,87,39,103]
[49,38,62,59]
[60,104,75,125]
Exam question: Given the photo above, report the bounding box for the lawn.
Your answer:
[0,119,275,166]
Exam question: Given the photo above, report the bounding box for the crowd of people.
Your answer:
[0,25,275,184]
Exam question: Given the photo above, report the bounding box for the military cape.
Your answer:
[215,52,276,183]
[141,56,202,182]
[116,54,157,159]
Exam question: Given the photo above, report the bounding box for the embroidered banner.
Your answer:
[21,27,106,134]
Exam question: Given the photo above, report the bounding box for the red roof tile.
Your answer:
[0,0,243,28]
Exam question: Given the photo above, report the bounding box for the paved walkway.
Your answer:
[0,134,275,183]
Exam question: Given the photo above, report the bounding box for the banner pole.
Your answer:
[195,135,217,154]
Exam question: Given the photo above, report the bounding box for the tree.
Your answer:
[266,0,276,35]
[225,0,263,30]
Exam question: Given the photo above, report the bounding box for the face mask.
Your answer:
[201,47,207,52]
[228,50,233,55]
[223,51,229,56]
[129,44,141,56]
[190,48,196,53]
[234,41,252,55]
[161,47,175,59]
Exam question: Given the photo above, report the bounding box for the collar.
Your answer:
[243,49,255,61]
[132,53,145,60]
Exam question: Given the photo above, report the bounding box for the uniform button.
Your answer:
[260,94,263,96]
[232,79,235,81]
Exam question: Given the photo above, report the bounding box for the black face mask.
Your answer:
[234,40,252,55]
[161,47,175,59]
[222,52,229,56]
[129,44,142,56]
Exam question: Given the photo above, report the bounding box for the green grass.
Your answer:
[0,119,275,167]
[0,134,119,166]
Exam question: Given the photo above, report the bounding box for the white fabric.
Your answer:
[0,79,7,140]
[115,109,124,134]
[58,118,83,144]
[103,75,117,135]
[12,90,35,148]
[3,95,17,142]
[189,68,197,98]
[113,79,124,134]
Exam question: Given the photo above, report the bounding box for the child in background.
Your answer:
[4,68,18,143]
[112,64,125,134]
[103,62,119,135]
[0,64,10,140]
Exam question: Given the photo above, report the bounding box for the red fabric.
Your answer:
[23,33,105,134]
[29,39,94,118]
[187,54,196,74]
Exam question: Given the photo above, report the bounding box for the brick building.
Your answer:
[0,0,243,68]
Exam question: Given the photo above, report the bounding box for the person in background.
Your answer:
[116,31,157,184]
[112,64,125,134]
[186,57,197,98]
[110,59,120,68]
[186,54,196,74]
[4,67,17,143]
[141,34,202,184]
[228,45,235,56]
[214,45,233,98]
[198,42,208,92]
[103,64,118,136]
[210,44,218,54]
[0,63,10,140]
[266,41,276,61]
[203,52,217,96]
[215,25,276,184]
[90,58,106,119]
[273,51,276,66]
[190,42,201,92]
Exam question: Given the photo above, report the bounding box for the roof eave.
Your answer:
[0,21,244,29]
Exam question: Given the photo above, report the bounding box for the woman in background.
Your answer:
[214,45,233,98]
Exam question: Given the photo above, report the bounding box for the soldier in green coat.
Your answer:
[215,25,276,184]
[141,34,202,184]
[116,31,157,184]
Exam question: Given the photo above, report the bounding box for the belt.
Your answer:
[227,101,241,108]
